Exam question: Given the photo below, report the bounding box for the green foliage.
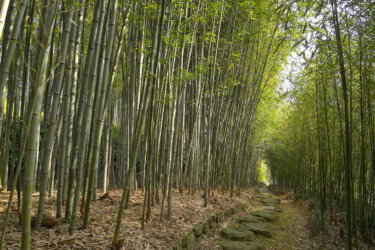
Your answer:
[112,125,121,140]
[204,32,216,43]
[239,1,256,19]
[258,160,269,184]
[144,2,159,20]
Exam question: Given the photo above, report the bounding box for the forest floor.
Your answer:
[1,187,373,250]
[0,188,254,249]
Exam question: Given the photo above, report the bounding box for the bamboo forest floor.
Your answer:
[1,187,374,250]
[0,188,254,249]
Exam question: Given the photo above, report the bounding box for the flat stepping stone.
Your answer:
[240,223,272,238]
[262,204,283,212]
[219,240,265,250]
[252,210,279,222]
[274,207,283,212]
[263,202,277,207]
[236,216,265,224]
[262,205,275,210]
[256,194,269,199]
[221,228,254,242]
[262,198,280,204]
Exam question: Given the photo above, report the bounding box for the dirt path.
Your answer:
[196,187,316,250]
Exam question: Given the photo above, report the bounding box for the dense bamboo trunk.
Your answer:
[113,0,166,245]
[330,0,353,248]
[69,0,104,235]
[21,2,57,248]
[0,0,10,39]
[0,0,28,163]
[37,9,73,226]
[83,0,118,227]
[79,0,108,217]
[1,64,14,191]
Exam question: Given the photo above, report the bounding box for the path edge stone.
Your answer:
[171,204,248,250]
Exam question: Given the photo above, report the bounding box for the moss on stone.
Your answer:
[262,198,280,204]
[221,228,254,242]
[216,210,225,223]
[228,223,241,230]
[236,215,265,224]
[230,207,239,215]
[252,210,279,222]
[181,231,196,250]
[202,221,210,234]
[193,223,203,237]
[171,239,183,250]
[225,209,233,217]
[218,240,265,250]
[240,223,272,238]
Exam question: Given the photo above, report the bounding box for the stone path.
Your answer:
[195,187,315,250]
[217,188,283,250]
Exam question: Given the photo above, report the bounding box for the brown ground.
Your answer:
[1,188,373,250]
[0,188,254,249]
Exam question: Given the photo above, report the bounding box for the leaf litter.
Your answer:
[0,188,255,249]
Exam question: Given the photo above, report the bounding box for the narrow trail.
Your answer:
[250,188,314,250]
[196,187,316,250]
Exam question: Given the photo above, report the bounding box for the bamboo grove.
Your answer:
[0,0,294,249]
[265,1,375,249]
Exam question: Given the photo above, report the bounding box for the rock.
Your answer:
[216,211,225,223]
[39,213,59,228]
[256,194,269,199]
[230,207,238,215]
[182,232,196,250]
[171,239,183,250]
[99,192,109,200]
[262,205,275,210]
[227,223,241,230]
[208,216,217,229]
[262,203,282,212]
[240,223,272,238]
[274,207,283,213]
[236,216,265,224]
[193,224,203,237]
[261,201,277,206]
[209,220,217,230]
[239,204,247,210]
[218,240,265,250]
[202,221,210,234]
[225,209,232,217]
[19,212,59,228]
[221,228,254,242]
[224,207,239,217]
[98,192,115,204]
[252,210,279,222]
[262,198,280,204]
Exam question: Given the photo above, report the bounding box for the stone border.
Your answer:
[171,204,247,250]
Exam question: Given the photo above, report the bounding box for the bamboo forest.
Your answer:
[0,0,374,249]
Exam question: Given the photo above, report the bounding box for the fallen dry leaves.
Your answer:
[0,188,255,249]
